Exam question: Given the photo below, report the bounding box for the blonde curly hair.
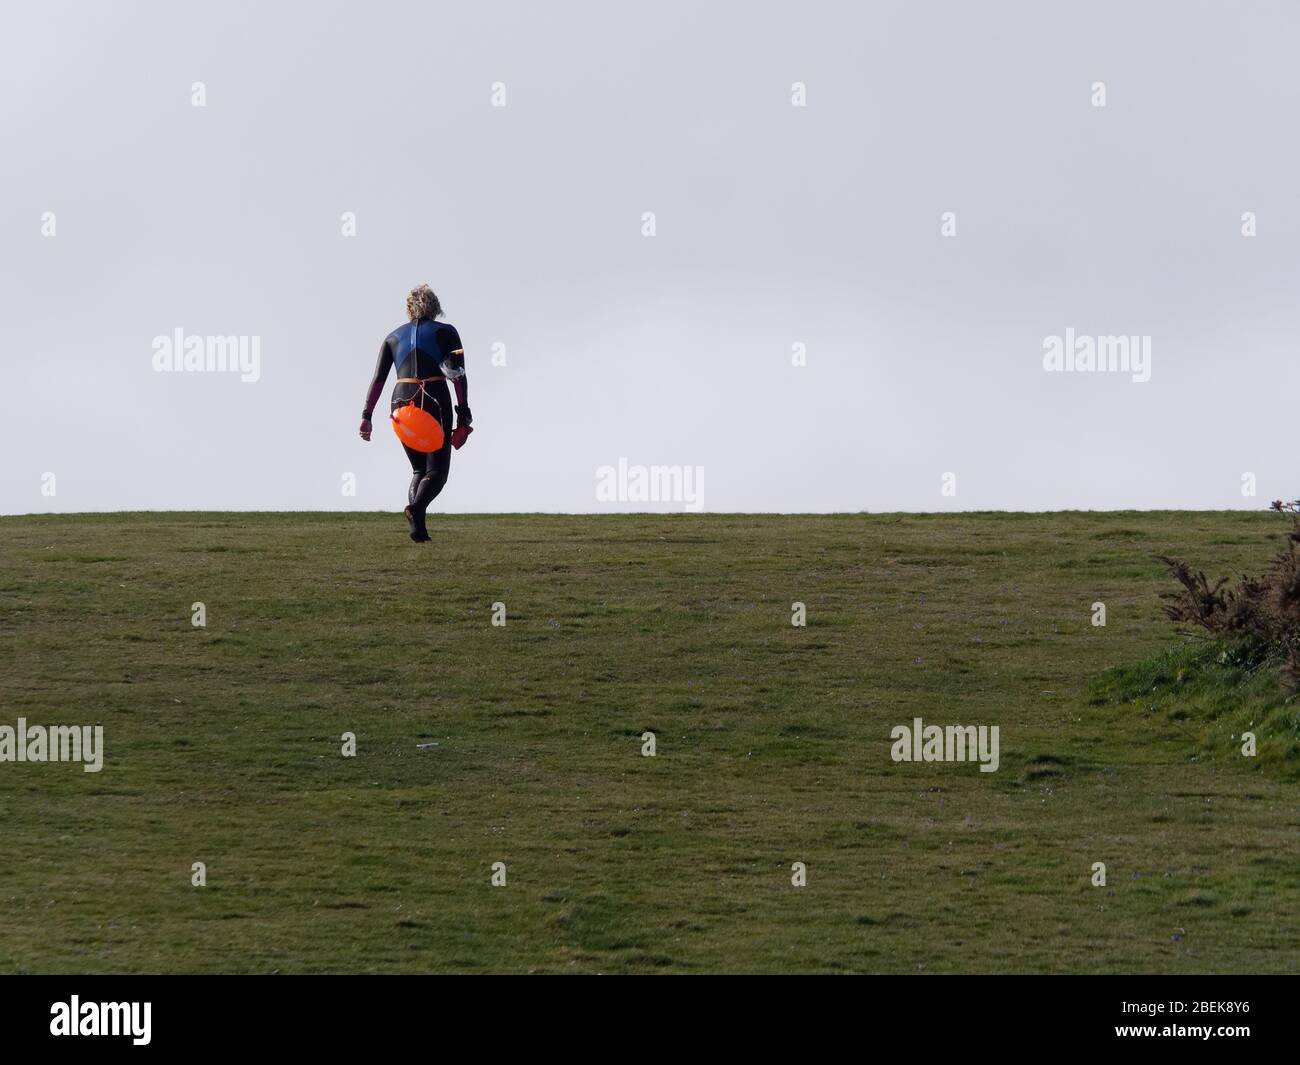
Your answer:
[405,284,442,322]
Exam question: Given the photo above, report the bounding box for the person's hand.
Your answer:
[359,417,372,441]
[451,404,473,448]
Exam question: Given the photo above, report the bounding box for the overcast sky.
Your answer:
[2,0,1296,514]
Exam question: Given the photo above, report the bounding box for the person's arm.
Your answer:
[441,327,473,447]
[359,338,394,441]
[453,371,470,425]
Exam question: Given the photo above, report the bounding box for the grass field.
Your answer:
[1,511,1297,974]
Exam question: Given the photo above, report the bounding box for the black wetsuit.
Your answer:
[362,318,470,535]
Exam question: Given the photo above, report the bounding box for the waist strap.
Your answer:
[397,376,445,384]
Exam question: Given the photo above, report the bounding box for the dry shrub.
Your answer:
[1156,499,1300,687]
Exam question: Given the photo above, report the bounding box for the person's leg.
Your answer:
[392,380,433,542]
[400,442,431,541]
[404,452,423,507]
[409,395,454,536]
[409,444,451,534]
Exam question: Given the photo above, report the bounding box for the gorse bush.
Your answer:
[1156,499,1300,687]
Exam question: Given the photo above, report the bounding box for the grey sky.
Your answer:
[2,0,1296,513]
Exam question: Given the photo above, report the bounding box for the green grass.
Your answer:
[1089,640,1300,780]
[0,510,1297,974]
